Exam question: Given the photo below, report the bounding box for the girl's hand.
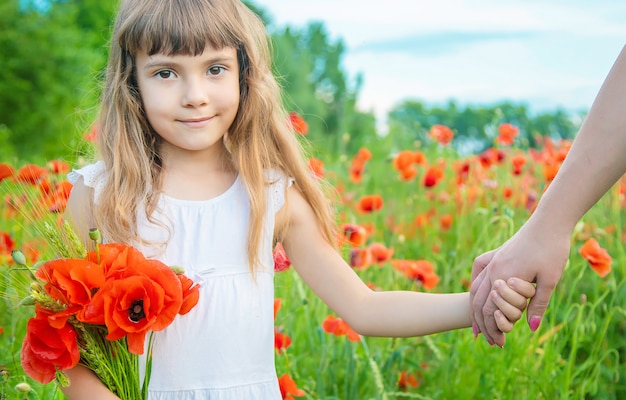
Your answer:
[490,278,536,333]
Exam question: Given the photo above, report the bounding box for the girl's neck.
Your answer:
[159,145,237,201]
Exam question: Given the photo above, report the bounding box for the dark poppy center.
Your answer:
[128,300,146,323]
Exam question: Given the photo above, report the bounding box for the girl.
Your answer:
[63,0,536,398]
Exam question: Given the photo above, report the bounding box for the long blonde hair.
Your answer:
[94,0,336,267]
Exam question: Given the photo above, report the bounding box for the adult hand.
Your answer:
[469,221,571,347]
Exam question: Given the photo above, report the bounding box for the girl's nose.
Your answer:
[182,78,209,107]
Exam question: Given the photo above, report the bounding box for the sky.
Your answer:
[253,0,626,125]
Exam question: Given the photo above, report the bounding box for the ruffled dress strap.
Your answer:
[266,169,294,214]
[67,161,107,201]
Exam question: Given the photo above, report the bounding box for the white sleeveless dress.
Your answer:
[68,161,285,399]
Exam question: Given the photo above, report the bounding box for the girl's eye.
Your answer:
[156,70,174,79]
[208,66,226,76]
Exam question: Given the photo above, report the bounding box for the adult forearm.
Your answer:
[530,45,626,231]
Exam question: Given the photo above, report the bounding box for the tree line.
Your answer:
[1,0,584,163]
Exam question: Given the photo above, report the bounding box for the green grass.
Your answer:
[1,140,625,399]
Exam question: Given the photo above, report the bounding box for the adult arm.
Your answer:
[470,44,626,346]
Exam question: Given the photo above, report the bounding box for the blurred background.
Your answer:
[2,0,624,161]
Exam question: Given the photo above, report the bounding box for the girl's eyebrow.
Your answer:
[142,56,237,70]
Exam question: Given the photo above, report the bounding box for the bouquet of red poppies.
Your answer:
[11,223,200,399]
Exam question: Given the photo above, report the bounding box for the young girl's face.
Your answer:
[135,46,240,158]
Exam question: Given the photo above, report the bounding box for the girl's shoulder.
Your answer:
[67,161,107,199]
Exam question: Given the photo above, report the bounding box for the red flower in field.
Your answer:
[21,314,80,384]
[397,371,419,390]
[429,124,454,145]
[423,166,444,188]
[274,331,292,353]
[340,223,367,247]
[274,298,282,320]
[511,153,526,175]
[367,242,394,264]
[543,159,561,182]
[278,373,305,400]
[355,148,372,162]
[1,231,15,262]
[47,160,70,174]
[273,242,292,272]
[44,180,73,214]
[81,244,184,354]
[391,259,439,290]
[322,315,361,342]
[307,157,324,178]
[288,112,308,135]
[579,238,612,277]
[439,214,453,231]
[478,148,505,168]
[349,247,373,270]
[16,164,48,184]
[84,124,99,142]
[357,194,383,213]
[0,162,14,182]
[349,148,372,183]
[497,123,519,145]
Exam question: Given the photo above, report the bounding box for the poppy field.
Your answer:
[1,122,625,399]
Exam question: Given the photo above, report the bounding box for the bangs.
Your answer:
[116,0,242,56]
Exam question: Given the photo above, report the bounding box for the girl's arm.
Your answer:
[280,186,534,337]
[470,44,626,346]
[61,178,120,399]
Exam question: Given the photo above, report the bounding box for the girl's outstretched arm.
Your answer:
[470,44,626,347]
[280,186,534,337]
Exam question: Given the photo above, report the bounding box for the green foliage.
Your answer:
[387,100,585,155]
[0,0,113,163]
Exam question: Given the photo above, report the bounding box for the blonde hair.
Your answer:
[93,0,336,268]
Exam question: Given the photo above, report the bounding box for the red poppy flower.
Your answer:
[340,223,367,247]
[21,315,80,384]
[357,194,383,213]
[423,166,444,188]
[429,124,454,145]
[273,242,292,272]
[0,162,14,182]
[391,259,439,289]
[84,124,99,142]
[16,164,48,184]
[274,330,292,353]
[497,123,519,145]
[579,238,612,277]
[278,373,305,399]
[274,298,282,320]
[81,244,183,354]
[511,154,526,175]
[397,371,419,390]
[322,315,361,342]
[349,247,372,270]
[367,242,394,264]
[307,157,324,178]
[177,274,200,315]
[439,214,453,231]
[47,160,71,174]
[36,258,106,324]
[288,112,308,135]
